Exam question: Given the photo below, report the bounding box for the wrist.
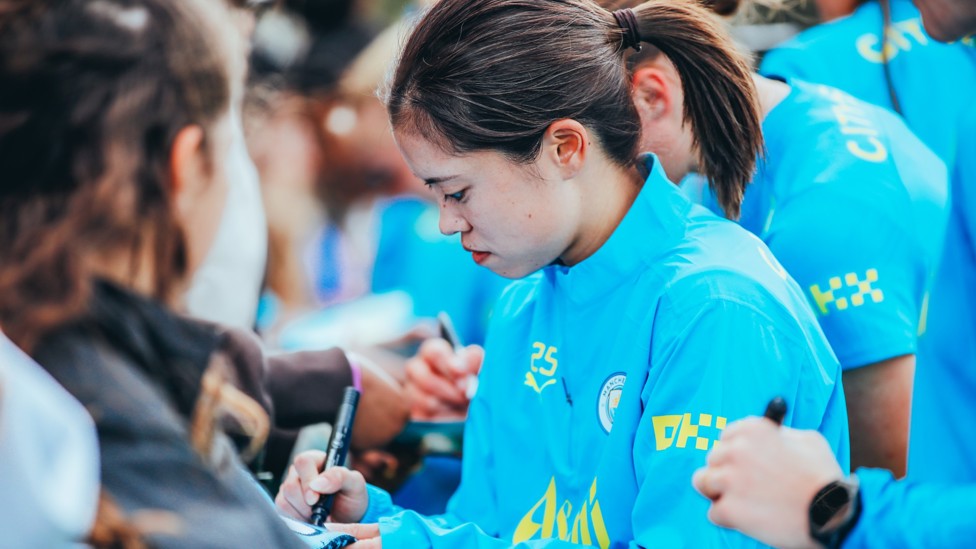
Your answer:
[361,484,397,524]
[808,476,861,549]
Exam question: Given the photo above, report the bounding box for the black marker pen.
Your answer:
[437,311,462,351]
[763,396,787,426]
[437,312,477,399]
[310,386,360,527]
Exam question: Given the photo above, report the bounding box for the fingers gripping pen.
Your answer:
[310,386,360,527]
[437,312,478,399]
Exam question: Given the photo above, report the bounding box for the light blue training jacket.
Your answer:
[371,154,849,548]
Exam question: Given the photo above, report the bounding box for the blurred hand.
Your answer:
[404,338,483,420]
[275,450,369,524]
[692,417,845,549]
[352,358,410,449]
[329,523,381,548]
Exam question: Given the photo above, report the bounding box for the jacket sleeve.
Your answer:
[759,41,820,81]
[265,347,353,429]
[844,468,976,548]
[378,380,509,548]
[629,278,848,547]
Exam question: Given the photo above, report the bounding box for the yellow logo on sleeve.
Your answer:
[809,268,885,315]
[526,341,559,394]
[816,86,888,163]
[652,413,728,452]
[514,477,610,548]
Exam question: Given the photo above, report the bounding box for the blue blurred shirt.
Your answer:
[846,468,976,547]
[691,80,947,369]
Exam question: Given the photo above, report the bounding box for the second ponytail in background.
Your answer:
[629,0,763,218]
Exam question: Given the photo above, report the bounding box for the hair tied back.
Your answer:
[612,8,642,52]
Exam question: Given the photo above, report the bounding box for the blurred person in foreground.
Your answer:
[0,0,325,545]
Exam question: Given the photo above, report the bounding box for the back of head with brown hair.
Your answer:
[0,0,234,350]
[385,0,763,218]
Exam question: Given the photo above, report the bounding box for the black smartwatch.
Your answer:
[808,477,862,549]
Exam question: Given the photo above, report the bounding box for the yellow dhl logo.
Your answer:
[652,413,728,451]
[514,477,610,548]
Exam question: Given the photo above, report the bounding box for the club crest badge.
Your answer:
[597,373,627,433]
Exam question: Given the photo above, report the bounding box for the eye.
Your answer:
[444,189,467,203]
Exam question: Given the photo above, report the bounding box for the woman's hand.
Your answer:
[275,450,369,524]
[404,338,483,420]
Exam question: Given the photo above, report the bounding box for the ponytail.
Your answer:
[626,1,763,218]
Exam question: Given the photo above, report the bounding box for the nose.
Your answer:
[438,203,472,236]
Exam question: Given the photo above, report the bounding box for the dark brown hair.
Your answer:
[0,0,233,350]
[386,0,763,219]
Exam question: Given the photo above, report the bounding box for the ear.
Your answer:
[631,65,675,125]
[169,125,207,208]
[540,119,588,180]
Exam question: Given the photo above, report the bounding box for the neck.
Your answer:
[560,162,641,266]
[89,241,183,305]
[753,74,792,120]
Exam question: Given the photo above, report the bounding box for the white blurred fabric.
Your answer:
[186,110,268,328]
[0,331,99,548]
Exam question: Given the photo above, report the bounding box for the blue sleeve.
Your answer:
[630,281,846,546]
[361,484,400,523]
[760,43,820,82]
[845,468,976,548]
[378,377,504,547]
[954,112,976,253]
[763,189,924,369]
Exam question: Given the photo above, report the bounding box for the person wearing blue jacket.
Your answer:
[760,0,976,484]
[274,0,849,546]
[602,0,948,476]
[690,3,976,548]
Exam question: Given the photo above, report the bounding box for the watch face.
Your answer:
[811,481,852,530]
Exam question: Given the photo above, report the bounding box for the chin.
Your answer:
[489,259,551,280]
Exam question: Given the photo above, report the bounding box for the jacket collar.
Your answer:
[546,153,692,304]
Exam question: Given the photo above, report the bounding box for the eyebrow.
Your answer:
[423,175,459,186]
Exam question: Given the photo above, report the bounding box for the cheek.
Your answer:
[185,157,232,275]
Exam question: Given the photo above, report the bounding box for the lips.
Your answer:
[463,244,490,265]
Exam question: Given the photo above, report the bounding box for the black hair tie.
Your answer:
[613,8,642,52]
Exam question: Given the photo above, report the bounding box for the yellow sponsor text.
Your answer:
[514,477,611,549]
